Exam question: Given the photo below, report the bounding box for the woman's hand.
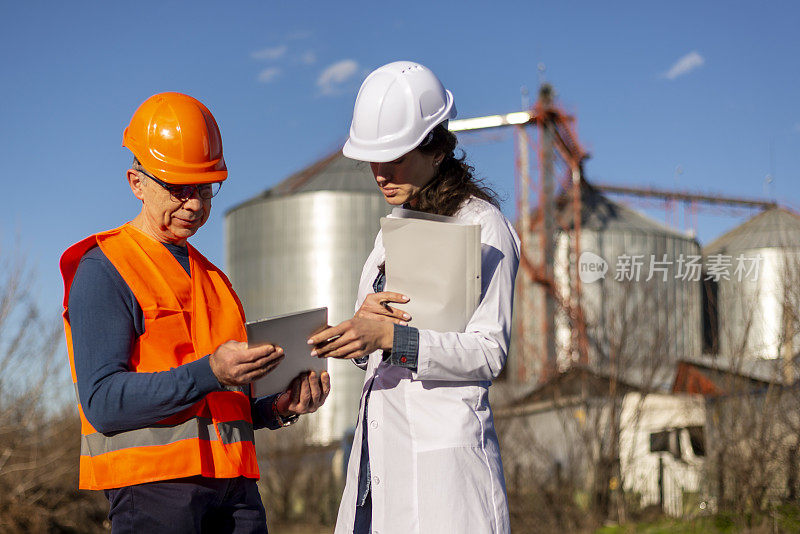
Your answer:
[356,292,411,325]
[308,318,394,359]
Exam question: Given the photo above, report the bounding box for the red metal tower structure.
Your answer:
[449,84,778,385]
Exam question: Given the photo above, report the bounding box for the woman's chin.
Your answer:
[383,195,407,205]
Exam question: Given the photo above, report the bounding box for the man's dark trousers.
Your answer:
[104,475,268,533]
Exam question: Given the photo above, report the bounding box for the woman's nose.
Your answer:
[374,163,391,182]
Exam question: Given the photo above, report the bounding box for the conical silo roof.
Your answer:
[703,208,800,255]
[227,150,378,214]
[266,151,378,196]
[546,180,692,239]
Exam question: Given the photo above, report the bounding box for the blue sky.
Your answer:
[1,1,799,316]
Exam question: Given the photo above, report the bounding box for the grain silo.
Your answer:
[225,152,390,444]
[510,181,703,388]
[702,208,800,362]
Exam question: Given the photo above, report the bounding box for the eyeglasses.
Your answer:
[138,169,222,201]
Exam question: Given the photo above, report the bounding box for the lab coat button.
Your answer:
[370,420,378,429]
[373,476,380,485]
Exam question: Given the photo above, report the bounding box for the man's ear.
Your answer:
[127,169,146,201]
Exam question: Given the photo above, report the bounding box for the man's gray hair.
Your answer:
[131,156,146,173]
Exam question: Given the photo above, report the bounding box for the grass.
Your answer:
[596,517,734,534]
[595,506,800,534]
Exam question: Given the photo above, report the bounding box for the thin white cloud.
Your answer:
[300,51,317,65]
[251,45,288,61]
[662,51,705,80]
[317,59,359,95]
[257,67,281,83]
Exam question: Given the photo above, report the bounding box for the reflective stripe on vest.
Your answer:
[61,224,258,490]
[81,418,255,456]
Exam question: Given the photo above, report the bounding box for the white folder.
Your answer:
[380,208,481,333]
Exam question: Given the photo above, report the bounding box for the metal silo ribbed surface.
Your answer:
[225,154,391,443]
[509,183,702,388]
[574,219,702,388]
[703,208,800,360]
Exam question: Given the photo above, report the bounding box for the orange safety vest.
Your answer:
[60,224,258,490]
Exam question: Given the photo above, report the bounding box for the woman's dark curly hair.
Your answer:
[412,123,500,217]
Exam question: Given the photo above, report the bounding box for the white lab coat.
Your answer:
[335,197,520,534]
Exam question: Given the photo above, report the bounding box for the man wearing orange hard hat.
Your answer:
[60,92,330,533]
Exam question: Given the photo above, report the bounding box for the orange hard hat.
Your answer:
[123,92,227,184]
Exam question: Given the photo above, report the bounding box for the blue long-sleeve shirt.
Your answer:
[68,243,281,434]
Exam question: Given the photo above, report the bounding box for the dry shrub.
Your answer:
[255,419,342,530]
[0,249,107,533]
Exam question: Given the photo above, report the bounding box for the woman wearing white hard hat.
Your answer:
[309,61,519,534]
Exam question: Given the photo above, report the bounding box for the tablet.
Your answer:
[246,307,329,398]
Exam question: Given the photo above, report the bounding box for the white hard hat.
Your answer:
[343,61,457,163]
